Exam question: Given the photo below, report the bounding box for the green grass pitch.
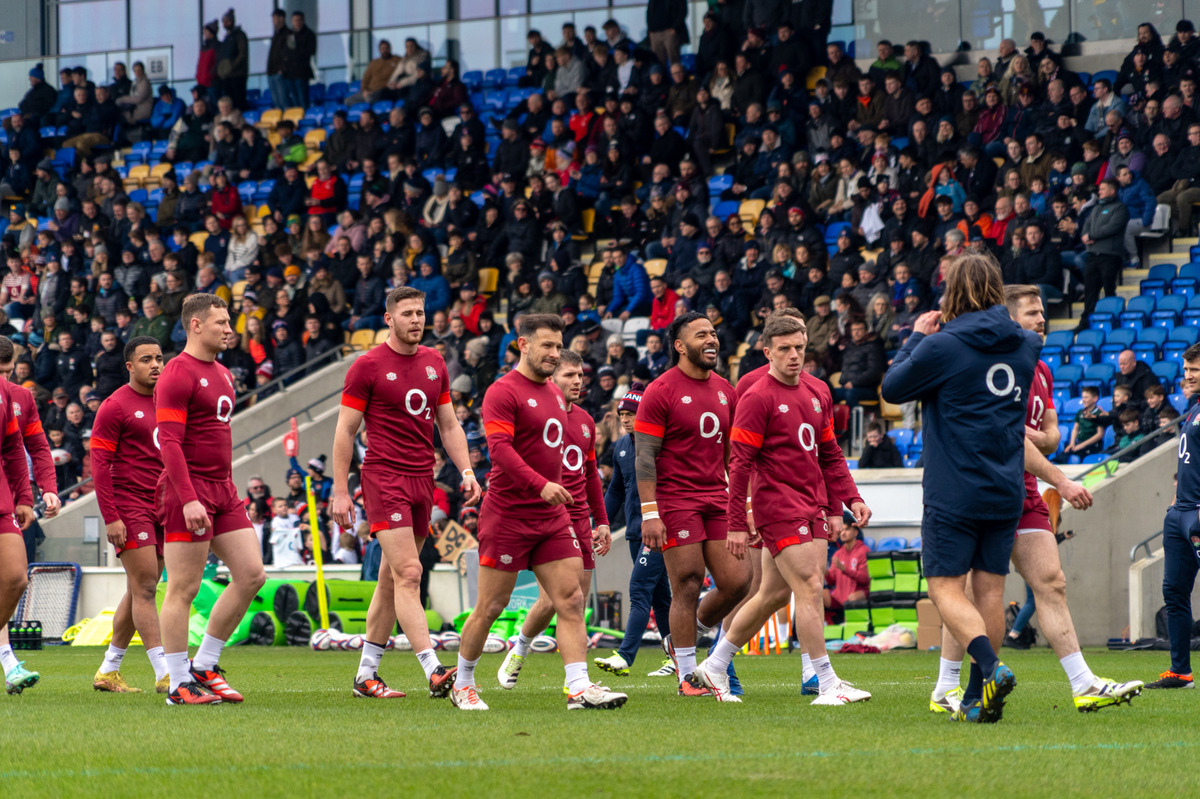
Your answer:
[0,646,1192,798]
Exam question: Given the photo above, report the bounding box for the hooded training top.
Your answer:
[881,304,1041,520]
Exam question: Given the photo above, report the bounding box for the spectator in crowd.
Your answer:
[859,422,905,468]
[825,517,871,612]
[1061,386,1106,461]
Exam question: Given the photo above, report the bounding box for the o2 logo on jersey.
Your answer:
[699,411,722,443]
[152,427,161,450]
[405,389,432,420]
[562,443,584,473]
[797,423,817,452]
[216,395,234,423]
[985,364,1023,404]
[1181,432,1191,464]
[1028,393,1046,429]
[543,418,564,450]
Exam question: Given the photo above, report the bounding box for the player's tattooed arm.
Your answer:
[634,431,667,551]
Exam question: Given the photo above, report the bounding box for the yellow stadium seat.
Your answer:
[304,128,326,150]
[806,66,827,90]
[587,260,606,280]
[879,390,904,422]
[256,108,282,131]
[581,208,595,234]
[735,341,752,358]
[739,199,766,226]
[643,258,667,278]
[189,231,209,249]
[149,162,173,179]
[243,203,257,220]
[477,267,499,294]
[127,164,150,185]
[373,328,390,345]
[231,280,247,304]
[350,329,375,350]
[282,107,305,124]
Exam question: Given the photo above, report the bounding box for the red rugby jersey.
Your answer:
[155,352,237,504]
[340,344,450,476]
[90,384,163,524]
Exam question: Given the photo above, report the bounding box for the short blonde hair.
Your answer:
[940,252,1004,323]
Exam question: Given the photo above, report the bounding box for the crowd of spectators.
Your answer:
[5,5,1199,546]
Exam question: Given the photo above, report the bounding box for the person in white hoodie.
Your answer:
[269,497,304,567]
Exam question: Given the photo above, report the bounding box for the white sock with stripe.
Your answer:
[100,644,126,674]
[146,646,168,681]
[191,633,226,671]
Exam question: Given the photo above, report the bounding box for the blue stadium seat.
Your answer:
[863,536,876,552]
[1139,326,1168,347]
[1054,364,1083,393]
[907,536,921,549]
[903,455,920,468]
[347,102,369,117]
[1061,396,1084,415]
[711,199,740,219]
[1184,309,1200,328]
[1132,342,1159,364]
[1092,69,1118,85]
[483,68,506,89]
[680,53,696,72]
[1082,453,1107,464]
[888,429,914,454]
[1093,296,1125,318]
[326,81,349,102]
[1102,426,1115,449]
[1141,280,1166,301]
[309,83,326,103]
[1164,341,1189,364]
[127,188,147,205]
[1052,387,1072,409]
[1069,329,1103,366]
[237,182,255,203]
[462,71,483,91]
[348,80,361,93]
[1171,393,1189,413]
[1121,295,1156,327]
[876,537,907,552]
[469,191,487,207]
[708,175,733,195]
[1154,361,1181,387]
[825,221,851,245]
[846,459,858,470]
[1043,330,1074,356]
[1173,278,1197,299]
[505,67,524,87]
[1079,363,1115,393]
[1042,351,1062,372]
[145,188,163,208]
[1098,396,1113,412]
[1154,294,1188,327]
[1149,263,1179,282]
[253,180,275,202]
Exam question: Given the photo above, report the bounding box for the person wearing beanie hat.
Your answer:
[592,379,673,678]
[330,283,481,698]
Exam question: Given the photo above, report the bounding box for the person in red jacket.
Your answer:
[453,283,488,335]
[428,59,468,119]
[648,275,677,331]
[305,159,346,225]
[208,170,242,231]
[825,518,870,610]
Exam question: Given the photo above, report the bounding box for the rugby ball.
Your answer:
[343,634,364,651]
[439,631,461,651]
[505,634,520,651]
[483,634,507,654]
[429,633,444,650]
[310,629,333,651]
[391,634,412,651]
[530,634,558,653]
[51,448,71,466]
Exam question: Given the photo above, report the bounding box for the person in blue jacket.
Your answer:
[881,251,1041,723]
[593,386,677,680]
[605,246,652,319]
[1115,164,1157,268]
[148,85,185,140]
[407,253,451,316]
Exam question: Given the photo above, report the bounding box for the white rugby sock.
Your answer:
[0,644,18,674]
[706,638,740,673]
[512,633,533,658]
[565,661,590,695]
[456,654,479,688]
[812,655,838,692]
[100,644,127,674]
[166,651,191,692]
[191,633,226,671]
[357,641,386,682]
[675,646,697,682]
[146,646,168,681]
[1060,651,1096,694]
[935,657,962,697]
[801,653,815,682]
[415,648,440,679]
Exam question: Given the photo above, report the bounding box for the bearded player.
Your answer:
[696,313,872,703]
[452,314,626,711]
[332,286,481,700]
[636,312,750,696]
[930,285,1143,713]
[498,349,612,690]
[0,336,58,694]
[90,337,170,694]
[156,295,267,705]
[730,308,843,698]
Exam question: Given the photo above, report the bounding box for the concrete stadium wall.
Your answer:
[38,353,358,564]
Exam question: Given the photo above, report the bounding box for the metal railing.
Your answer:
[1077,414,1185,484]
[1131,530,1164,563]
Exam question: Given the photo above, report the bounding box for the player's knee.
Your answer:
[132,576,158,602]
[1038,568,1066,598]
[764,582,791,609]
[478,597,508,621]
[675,570,704,597]
[555,586,585,620]
[5,573,27,599]
[392,562,423,592]
[241,567,267,594]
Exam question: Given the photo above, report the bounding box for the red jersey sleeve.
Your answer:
[482,381,550,496]
[340,356,371,412]
[726,391,768,532]
[1,410,31,508]
[633,382,669,441]
[438,361,451,406]
[816,383,861,513]
[89,398,123,525]
[155,366,198,505]
[583,432,608,526]
[17,391,54,495]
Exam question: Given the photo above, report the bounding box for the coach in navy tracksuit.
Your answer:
[882,253,1041,722]
[600,388,672,671]
[1152,344,1200,689]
